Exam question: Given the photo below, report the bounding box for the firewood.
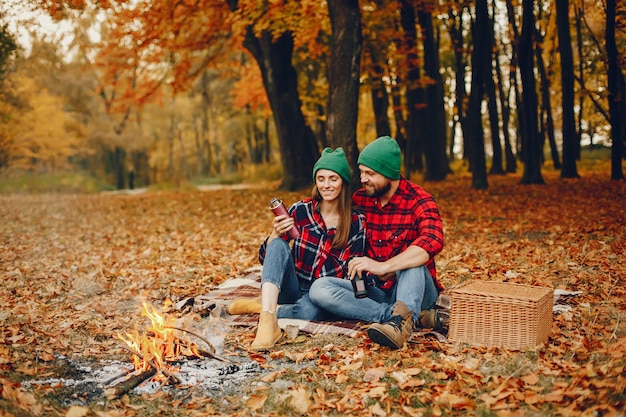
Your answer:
[104,367,156,399]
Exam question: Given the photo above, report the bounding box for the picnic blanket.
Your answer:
[178,268,579,341]
[187,267,368,337]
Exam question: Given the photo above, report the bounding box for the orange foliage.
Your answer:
[0,169,624,415]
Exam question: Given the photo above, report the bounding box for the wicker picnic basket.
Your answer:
[448,281,553,350]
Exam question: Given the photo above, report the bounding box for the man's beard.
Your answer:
[364,180,391,198]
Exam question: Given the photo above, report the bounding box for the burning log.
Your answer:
[111,301,233,398]
[166,325,230,363]
[104,367,157,399]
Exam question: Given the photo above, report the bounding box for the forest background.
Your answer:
[0,0,624,192]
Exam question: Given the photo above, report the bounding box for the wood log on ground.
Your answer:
[104,368,157,399]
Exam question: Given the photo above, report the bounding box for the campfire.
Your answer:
[22,299,261,404]
[107,301,229,398]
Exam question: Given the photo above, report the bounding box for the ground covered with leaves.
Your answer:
[1,169,625,416]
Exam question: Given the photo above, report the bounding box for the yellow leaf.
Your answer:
[289,388,312,415]
[246,394,267,411]
[65,406,89,417]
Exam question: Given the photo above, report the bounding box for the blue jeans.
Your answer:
[308,265,439,323]
[262,238,333,321]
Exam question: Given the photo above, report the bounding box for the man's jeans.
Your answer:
[262,238,333,321]
[308,265,439,323]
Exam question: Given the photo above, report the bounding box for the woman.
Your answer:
[227,147,366,350]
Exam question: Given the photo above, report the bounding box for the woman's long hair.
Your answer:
[312,180,352,249]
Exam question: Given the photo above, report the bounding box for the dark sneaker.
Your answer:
[367,301,414,349]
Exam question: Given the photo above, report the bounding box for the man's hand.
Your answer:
[348,257,390,280]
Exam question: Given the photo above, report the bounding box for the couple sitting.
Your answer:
[227,136,444,351]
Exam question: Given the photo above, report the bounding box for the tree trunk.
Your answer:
[505,0,524,160]
[390,82,407,146]
[326,0,362,187]
[242,28,318,190]
[113,146,126,190]
[519,0,545,185]
[606,0,625,180]
[465,0,489,189]
[418,8,450,181]
[200,70,213,176]
[399,0,425,179]
[535,30,560,169]
[556,0,580,178]
[485,2,503,176]
[448,6,468,162]
[365,41,392,138]
[494,45,516,173]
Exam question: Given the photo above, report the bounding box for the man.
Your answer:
[309,135,444,349]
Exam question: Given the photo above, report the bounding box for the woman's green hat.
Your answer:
[357,135,401,180]
[312,147,351,184]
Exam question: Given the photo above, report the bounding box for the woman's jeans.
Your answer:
[308,265,439,324]
[262,238,333,321]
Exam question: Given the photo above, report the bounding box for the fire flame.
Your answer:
[118,302,201,371]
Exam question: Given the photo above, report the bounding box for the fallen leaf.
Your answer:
[65,406,89,417]
[289,388,312,414]
[246,394,268,412]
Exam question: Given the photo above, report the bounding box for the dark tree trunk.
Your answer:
[494,45,516,173]
[418,8,450,181]
[485,1,504,175]
[465,0,489,189]
[606,0,625,180]
[399,0,425,179]
[448,5,468,162]
[242,28,318,190]
[390,82,407,146]
[535,31,560,169]
[113,146,126,190]
[556,0,580,178]
[505,0,524,160]
[227,0,318,190]
[326,0,362,187]
[519,0,544,185]
[574,5,585,159]
[365,41,392,138]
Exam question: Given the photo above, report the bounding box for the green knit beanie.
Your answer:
[312,147,351,184]
[357,135,401,179]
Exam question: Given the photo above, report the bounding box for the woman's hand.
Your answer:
[272,214,295,237]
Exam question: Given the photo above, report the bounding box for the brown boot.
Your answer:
[367,301,414,350]
[226,296,262,315]
[251,311,282,351]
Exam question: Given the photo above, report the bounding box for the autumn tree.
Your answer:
[556,0,580,178]
[0,14,18,169]
[519,0,544,185]
[465,0,490,189]
[325,0,362,187]
[606,0,625,180]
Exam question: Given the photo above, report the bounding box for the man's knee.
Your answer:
[308,278,327,303]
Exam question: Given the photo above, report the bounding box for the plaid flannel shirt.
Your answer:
[259,198,366,289]
[353,178,444,291]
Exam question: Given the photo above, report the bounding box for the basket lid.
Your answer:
[451,281,553,301]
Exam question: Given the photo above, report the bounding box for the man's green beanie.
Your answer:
[312,147,351,184]
[357,135,401,179]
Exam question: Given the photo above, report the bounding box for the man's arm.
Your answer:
[347,245,429,280]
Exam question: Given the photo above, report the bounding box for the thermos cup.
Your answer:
[269,198,300,239]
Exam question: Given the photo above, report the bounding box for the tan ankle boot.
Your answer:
[251,311,282,351]
[226,296,262,315]
[367,301,414,350]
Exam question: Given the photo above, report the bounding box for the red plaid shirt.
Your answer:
[352,178,444,291]
[259,198,366,289]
